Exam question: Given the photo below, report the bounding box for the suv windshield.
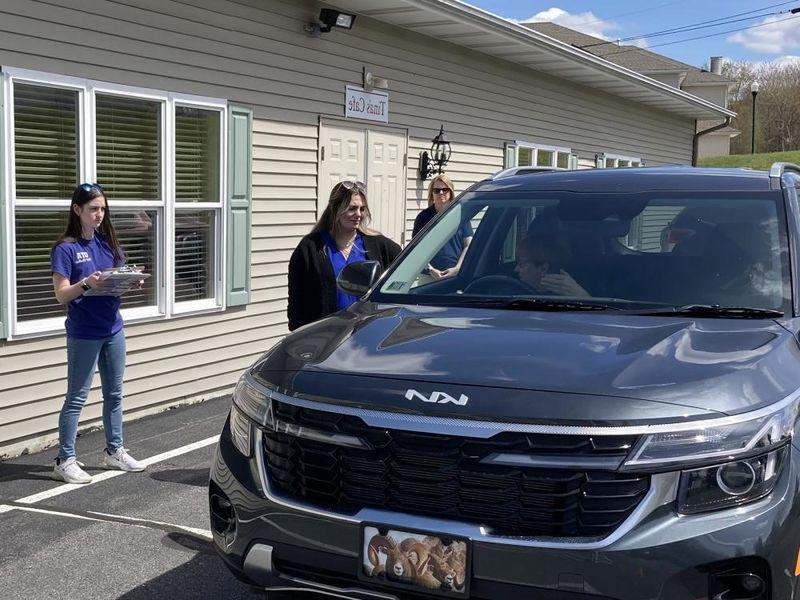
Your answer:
[374,190,791,314]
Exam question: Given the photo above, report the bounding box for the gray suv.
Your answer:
[210,163,800,600]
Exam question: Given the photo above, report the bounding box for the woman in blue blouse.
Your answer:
[412,174,472,279]
[50,183,145,484]
[288,181,401,331]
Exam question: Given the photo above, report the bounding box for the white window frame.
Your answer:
[599,153,643,168]
[2,67,227,339]
[515,141,573,170]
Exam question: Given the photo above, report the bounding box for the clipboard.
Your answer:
[83,267,150,297]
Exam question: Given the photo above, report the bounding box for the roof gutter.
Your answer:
[416,0,735,118]
[692,116,732,166]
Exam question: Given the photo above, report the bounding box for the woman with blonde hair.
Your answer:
[287,181,401,330]
[412,173,472,279]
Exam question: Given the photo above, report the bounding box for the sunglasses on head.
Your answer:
[432,187,451,194]
[338,180,366,193]
[77,183,104,193]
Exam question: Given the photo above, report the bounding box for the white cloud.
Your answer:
[774,55,800,66]
[727,15,800,54]
[518,7,618,41]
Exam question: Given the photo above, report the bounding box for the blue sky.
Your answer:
[466,1,800,67]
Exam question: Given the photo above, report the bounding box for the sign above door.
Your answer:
[345,85,389,123]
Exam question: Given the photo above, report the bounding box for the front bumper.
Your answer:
[210,417,800,599]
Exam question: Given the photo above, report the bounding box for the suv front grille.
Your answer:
[262,399,649,538]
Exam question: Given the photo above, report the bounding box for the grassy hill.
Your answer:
[698,150,800,169]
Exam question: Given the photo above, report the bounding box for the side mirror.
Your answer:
[337,260,382,297]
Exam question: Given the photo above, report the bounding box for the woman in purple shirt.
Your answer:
[50,183,145,484]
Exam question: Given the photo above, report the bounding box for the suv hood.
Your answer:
[251,303,800,425]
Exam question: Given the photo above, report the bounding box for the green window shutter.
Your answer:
[503,142,517,168]
[0,83,7,338]
[226,105,252,307]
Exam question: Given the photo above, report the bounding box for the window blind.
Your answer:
[114,210,158,309]
[96,94,160,200]
[175,209,215,302]
[13,84,79,199]
[15,211,68,321]
[175,106,220,203]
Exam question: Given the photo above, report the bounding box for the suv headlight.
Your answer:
[622,395,798,514]
[232,377,274,426]
[625,396,797,469]
[677,446,788,514]
[230,376,368,455]
[229,377,274,457]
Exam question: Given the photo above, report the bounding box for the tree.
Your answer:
[722,60,800,154]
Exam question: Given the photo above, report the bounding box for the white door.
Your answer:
[319,123,407,244]
[318,124,365,218]
[366,129,406,245]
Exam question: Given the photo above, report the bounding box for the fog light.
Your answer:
[709,558,770,600]
[209,483,237,548]
[741,573,764,592]
[716,461,756,496]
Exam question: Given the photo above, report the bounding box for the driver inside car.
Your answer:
[515,234,590,297]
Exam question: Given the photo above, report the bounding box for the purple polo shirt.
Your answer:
[51,233,124,339]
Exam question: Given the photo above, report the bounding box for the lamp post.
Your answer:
[750,81,760,154]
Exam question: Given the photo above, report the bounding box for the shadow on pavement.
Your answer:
[149,467,210,487]
[118,535,263,599]
[0,462,56,483]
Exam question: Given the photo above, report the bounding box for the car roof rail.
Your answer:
[490,166,560,180]
[769,162,800,179]
[769,162,800,190]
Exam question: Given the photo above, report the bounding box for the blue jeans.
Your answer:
[58,329,126,460]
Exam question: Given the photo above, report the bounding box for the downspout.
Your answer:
[692,116,732,166]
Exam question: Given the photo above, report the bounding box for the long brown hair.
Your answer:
[426,173,455,208]
[311,181,375,236]
[52,184,123,265]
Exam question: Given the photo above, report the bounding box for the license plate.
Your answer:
[359,524,470,597]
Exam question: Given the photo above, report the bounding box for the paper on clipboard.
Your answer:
[83,267,150,297]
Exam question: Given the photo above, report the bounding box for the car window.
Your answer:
[376,191,790,312]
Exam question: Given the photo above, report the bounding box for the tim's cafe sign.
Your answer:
[345,85,389,123]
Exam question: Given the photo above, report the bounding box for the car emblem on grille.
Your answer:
[404,389,469,406]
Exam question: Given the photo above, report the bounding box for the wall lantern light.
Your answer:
[304,9,357,37]
[419,125,452,180]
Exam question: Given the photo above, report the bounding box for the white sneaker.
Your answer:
[102,447,145,472]
[52,457,92,484]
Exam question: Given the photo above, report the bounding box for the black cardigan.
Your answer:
[287,230,401,331]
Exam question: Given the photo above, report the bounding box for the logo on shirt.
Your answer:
[75,251,91,264]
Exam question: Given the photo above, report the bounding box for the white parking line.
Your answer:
[0,504,212,539]
[14,435,219,505]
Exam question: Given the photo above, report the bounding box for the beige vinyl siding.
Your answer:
[405,140,503,242]
[0,0,694,159]
[0,0,701,454]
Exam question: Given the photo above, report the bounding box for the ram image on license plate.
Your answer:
[361,526,468,596]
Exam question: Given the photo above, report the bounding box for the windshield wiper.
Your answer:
[456,298,622,311]
[630,304,784,319]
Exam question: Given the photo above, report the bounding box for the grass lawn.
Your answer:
[698,150,800,169]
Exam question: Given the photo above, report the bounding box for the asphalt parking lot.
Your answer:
[0,396,265,600]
